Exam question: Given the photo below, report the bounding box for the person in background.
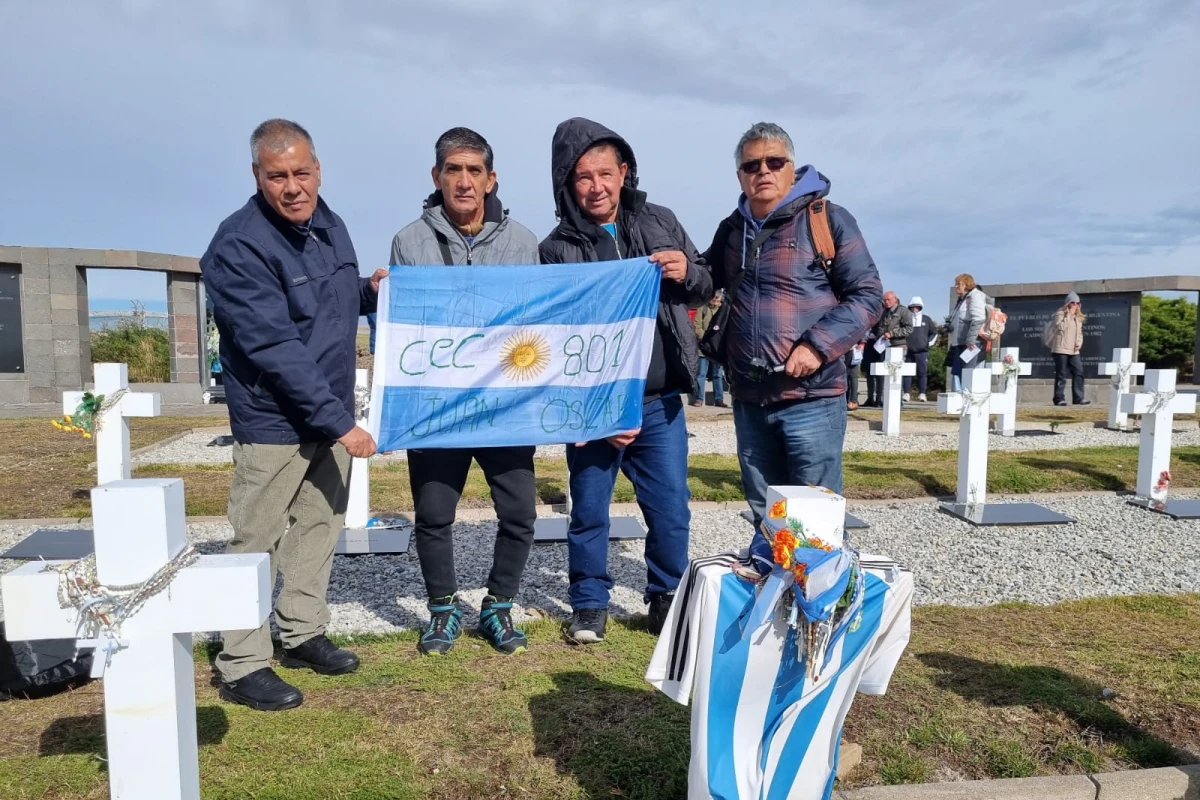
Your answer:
[863,291,913,407]
[366,311,377,354]
[903,296,938,402]
[202,118,384,712]
[844,340,864,410]
[947,273,986,392]
[1046,292,1090,406]
[389,127,542,657]
[691,289,727,408]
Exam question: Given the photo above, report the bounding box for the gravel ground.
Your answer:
[134,424,1200,464]
[4,494,1199,635]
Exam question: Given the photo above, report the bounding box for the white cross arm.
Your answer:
[63,391,161,417]
[937,393,965,415]
[0,553,270,641]
[990,361,1031,377]
[1099,362,1146,377]
[1121,392,1197,416]
[870,361,917,376]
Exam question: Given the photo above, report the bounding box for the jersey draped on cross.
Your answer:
[647,551,914,800]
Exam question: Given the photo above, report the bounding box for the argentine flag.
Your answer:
[368,258,661,451]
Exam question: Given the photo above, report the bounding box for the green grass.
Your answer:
[2,597,1198,798]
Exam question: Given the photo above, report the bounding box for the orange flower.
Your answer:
[768,499,787,519]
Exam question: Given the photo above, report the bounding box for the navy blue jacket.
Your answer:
[200,192,378,444]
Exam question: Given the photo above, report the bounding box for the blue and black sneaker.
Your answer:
[418,596,463,656]
[478,595,528,655]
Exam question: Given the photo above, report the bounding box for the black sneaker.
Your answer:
[567,608,608,644]
[219,667,303,711]
[419,596,463,656]
[646,592,675,636]
[478,595,528,655]
[1075,400,1092,406]
[280,634,360,676]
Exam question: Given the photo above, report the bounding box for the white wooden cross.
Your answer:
[345,368,371,529]
[64,362,161,485]
[870,346,916,437]
[1099,348,1146,431]
[1119,369,1196,504]
[938,367,1015,506]
[988,347,1030,437]
[0,479,270,800]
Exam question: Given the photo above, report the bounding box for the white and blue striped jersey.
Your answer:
[646,551,914,800]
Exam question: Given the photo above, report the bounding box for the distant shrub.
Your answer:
[91,324,170,383]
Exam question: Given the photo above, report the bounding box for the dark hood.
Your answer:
[550,117,647,229]
[422,182,506,224]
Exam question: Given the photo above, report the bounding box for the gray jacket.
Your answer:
[949,287,987,347]
[389,188,538,267]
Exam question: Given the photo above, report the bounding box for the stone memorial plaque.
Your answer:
[0,265,24,374]
[939,502,1075,526]
[534,517,646,543]
[1127,496,1200,520]
[996,294,1133,379]
[1,528,96,560]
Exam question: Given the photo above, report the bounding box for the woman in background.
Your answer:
[1046,292,1090,406]
[947,273,986,392]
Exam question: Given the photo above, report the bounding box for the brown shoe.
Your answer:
[847,401,859,411]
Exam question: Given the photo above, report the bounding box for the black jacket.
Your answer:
[539,117,712,399]
[905,313,939,353]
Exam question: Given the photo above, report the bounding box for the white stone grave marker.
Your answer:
[64,362,161,484]
[1099,348,1146,431]
[0,479,271,800]
[345,368,371,529]
[937,367,1073,525]
[1120,369,1197,514]
[988,347,1030,437]
[870,346,916,437]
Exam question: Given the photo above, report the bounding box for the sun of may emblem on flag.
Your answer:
[368,257,663,450]
[499,330,551,381]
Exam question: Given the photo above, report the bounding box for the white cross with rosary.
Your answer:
[1,478,270,800]
[869,346,915,437]
[938,366,1015,506]
[1099,348,1146,431]
[988,347,1030,437]
[63,362,161,484]
[1119,369,1196,505]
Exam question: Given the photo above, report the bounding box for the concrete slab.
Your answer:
[838,774,1098,799]
[1093,764,1200,800]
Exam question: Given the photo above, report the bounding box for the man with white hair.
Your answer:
[864,290,913,407]
[903,296,939,402]
[703,121,882,563]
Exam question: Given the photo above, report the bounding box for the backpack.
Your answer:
[1041,317,1056,348]
[699,200,835,364]
[980,303,1006,342]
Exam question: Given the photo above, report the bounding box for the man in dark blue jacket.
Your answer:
[201,119,386,712]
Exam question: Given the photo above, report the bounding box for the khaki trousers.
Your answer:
[215,440,351,682]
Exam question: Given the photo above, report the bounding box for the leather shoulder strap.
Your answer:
[433,231,455,266]
[807,199,836,270]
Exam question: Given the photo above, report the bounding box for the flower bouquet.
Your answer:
[741,487,864,683]
[51,392,105,439]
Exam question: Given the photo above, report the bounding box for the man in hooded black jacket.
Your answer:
[540,117,713,643]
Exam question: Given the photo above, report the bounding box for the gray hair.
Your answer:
[435,127,494,172]
[734,122,795,166]
[250,119,316,166]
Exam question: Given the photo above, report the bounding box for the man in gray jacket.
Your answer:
[389,128,540,657]
[863,290,914,407]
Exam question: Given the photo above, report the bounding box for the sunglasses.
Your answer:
[739,156,791,175]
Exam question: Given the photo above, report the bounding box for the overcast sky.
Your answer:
[2,0,1198,319]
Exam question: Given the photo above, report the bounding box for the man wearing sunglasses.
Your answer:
[540,117,712,645]
[704,122,882,544]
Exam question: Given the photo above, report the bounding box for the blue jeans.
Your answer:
[949,343,981,392]
[366,312,378,354]
[734,396,847,565]
[566,395,691,609]
[691,356,725,405]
